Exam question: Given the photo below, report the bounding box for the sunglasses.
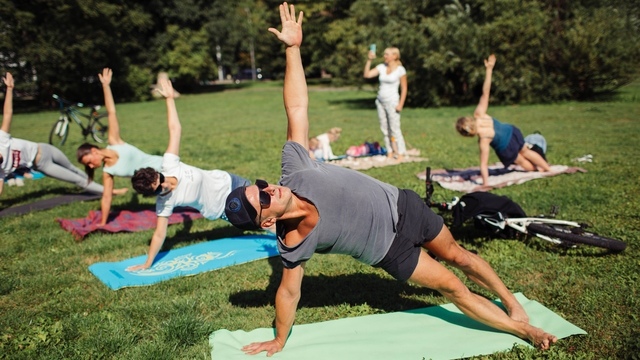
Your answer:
[153,173,165,195]
[255,179,271,226]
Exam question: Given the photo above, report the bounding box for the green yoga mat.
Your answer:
[210,293,585,359]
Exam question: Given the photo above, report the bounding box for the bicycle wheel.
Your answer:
[49,118,69,146]
[527,223,627,252]
[90,115,108,143]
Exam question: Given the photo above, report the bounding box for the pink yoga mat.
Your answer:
[57,207,203,241]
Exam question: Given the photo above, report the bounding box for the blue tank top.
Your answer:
[490,118,513,152]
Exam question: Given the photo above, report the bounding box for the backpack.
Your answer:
[365,141,387,156]
[451,192,527,238]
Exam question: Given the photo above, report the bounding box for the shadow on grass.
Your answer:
[187,82,248,94]
[230,257,440,313]
[326,97,376,110]
[163,224,245,249]
[167,80,252,94]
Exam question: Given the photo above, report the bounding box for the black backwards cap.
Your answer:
[225,186,261,231]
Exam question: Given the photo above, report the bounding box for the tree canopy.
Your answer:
[1,0,638,107]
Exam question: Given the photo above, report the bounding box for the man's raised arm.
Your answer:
[268,2,308,149]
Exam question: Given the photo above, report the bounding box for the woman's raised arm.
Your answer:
[99,68,125,145]
[474,54,496,118]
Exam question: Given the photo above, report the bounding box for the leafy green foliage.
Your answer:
[2,0,638,105]
[157,25,218,89]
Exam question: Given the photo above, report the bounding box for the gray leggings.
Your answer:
[33,143,104,194]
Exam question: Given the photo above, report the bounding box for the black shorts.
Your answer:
[374,189,444,281]
[495,127,525,167]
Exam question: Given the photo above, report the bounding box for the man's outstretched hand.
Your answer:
[268,2,303,47]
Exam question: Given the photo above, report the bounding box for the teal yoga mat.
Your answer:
[89,234,278,290]
[210,292,585,360]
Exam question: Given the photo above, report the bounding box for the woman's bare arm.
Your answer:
[474,55,496,118]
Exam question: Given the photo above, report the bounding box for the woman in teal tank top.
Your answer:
[455,55,550,187]
[76,68,163,226]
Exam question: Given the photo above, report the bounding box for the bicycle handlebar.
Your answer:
[52,94,101,111]
[424,166,459,211]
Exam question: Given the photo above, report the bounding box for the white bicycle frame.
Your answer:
[480,216,582,245]
[446,196,582,245]
[54,115,70,135]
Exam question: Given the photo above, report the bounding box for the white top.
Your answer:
[155,153,232,220]
[315,133,336,160]
[0,130,39,178]
[375,63,406,102]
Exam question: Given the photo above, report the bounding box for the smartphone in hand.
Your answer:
[369,44,376,55]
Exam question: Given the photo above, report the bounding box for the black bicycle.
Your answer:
[423,167,627,252]
[49,94,108,146]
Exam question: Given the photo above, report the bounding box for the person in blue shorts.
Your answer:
[223,3,557,356]
[456,55,550,187]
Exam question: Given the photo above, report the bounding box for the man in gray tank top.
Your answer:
[223,2,557,356]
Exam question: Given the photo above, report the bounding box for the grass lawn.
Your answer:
[1,80,639,359]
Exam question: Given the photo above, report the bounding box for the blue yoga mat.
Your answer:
[89,234,278,290]
[3,170,45,182]
[28,170,45,179]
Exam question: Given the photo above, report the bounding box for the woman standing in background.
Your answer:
[364,46,408,161]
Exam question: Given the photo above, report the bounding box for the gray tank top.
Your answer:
[276,142,399,268]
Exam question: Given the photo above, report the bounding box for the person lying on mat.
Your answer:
[76,68,162,226]
[126,77,252,271]
[224,3,557,356]
[0,72,127,197]
[455,54,550,187]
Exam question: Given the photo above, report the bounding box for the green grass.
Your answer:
[1,80,639,359]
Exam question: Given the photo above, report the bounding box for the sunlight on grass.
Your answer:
[1,80,639,359]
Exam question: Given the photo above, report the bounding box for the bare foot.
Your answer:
[386,152,394,159]
[396,154,404,162]
[526,325,558,350]
[113,188,129,195]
